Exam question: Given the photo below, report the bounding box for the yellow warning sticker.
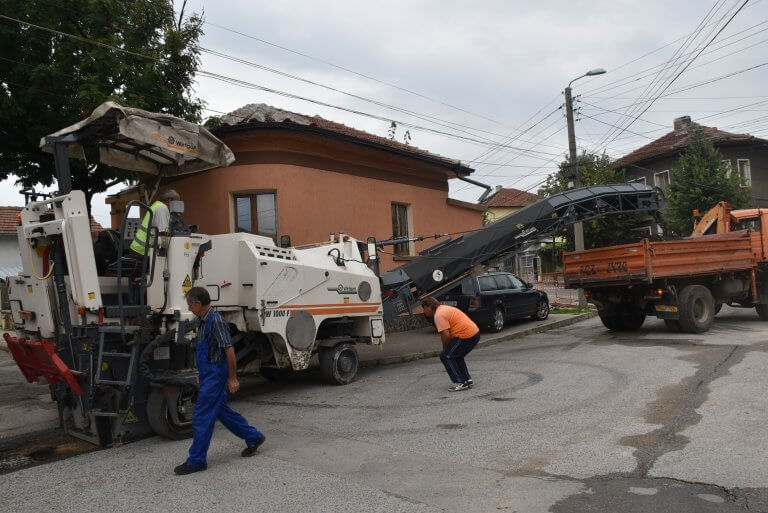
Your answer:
[184,241,190,250]
[124,409,138,424]
[343,297,350,304]
[27,285,33,293]
[182,274,192,294]
[88,292,96,300]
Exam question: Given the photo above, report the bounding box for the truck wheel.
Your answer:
[664,319,683,332]
[146,388,193,440]
[599,312,622,331]
[319,343,358,385]
[622,310,646,331]
[599,307,644,331]
[490,307,505,332]
[756,304,768,320]
[678,285,715,333]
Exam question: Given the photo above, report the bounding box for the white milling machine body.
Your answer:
[5,103,384,445]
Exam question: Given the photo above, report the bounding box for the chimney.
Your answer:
[673,116,692,135]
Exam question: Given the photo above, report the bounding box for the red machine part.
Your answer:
[3,333,84,396]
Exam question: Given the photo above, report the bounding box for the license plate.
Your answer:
[442,300,457,306]
[655,304,678,312]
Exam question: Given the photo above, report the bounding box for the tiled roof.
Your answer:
[612,117,763,169]
[218,104,474,174]
[481,187,539,208]
[0,206,103,235]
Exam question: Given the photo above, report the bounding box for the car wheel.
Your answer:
[532,299,549,320]
[490,307,505,332]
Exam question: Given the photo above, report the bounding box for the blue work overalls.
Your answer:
[186,312,264,468]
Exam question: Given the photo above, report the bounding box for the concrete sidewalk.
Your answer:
[357,311,597,367]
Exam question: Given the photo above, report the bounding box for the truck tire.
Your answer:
[599,307,645,331]
[146,388,193,440]
[599,312,622,330]
[319,343,358,385]
[678,284,715,333]
[756,304,768,320]
[664,319,683,332]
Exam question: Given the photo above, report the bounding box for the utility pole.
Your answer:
[564,85,585,258]
[565,68,607,307]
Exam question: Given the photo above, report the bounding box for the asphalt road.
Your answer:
[2,306,768,512]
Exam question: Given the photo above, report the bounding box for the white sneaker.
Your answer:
[448,382,470,392]
[466,379,474,388]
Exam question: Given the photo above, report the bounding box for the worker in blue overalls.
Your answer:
[174,286,265,475]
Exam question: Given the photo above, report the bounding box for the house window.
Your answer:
[234,192,277,241]
[654,170,670,192]
[737,159,751,187]
[391,202,412,256]
[629,176,647,185]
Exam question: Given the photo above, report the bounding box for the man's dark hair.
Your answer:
[186,286,211,306]
[421,297,440,309]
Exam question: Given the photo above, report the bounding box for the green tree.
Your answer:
[0,0,204,214]
[539,151,649,249]
[663,127,751,236]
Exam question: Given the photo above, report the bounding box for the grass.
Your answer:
[550,306,595,315]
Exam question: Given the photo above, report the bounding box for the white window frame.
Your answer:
[629,176,647,185]
[737,159,751,187]
[654,170,670,191]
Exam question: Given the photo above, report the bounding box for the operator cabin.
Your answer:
[107,104,484,272]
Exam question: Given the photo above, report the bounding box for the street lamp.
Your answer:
[564,67,607,305]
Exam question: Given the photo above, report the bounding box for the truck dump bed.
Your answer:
[563,230,758,287]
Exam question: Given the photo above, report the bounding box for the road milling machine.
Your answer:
[5,103,668,447]
[5,103,385,445]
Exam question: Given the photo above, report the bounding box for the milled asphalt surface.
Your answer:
[2,306,768,512]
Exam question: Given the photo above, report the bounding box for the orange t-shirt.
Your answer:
[433,305,479,339]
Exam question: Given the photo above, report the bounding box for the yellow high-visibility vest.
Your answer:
[129,201,164,255]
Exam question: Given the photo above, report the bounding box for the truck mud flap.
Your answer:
[3,333,84,396]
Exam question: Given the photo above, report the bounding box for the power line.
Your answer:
[202,20,507,127]
[0,15,566,162]
[597,0,752,152]
[592,0,733,150]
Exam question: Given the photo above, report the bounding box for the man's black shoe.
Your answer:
[174,463,207,475]
[242,434,266,457]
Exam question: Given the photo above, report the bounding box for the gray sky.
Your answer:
[2,0,767,226]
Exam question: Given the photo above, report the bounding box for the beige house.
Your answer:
[481,186,539,224]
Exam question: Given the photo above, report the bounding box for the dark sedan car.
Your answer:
[435,272,549,332]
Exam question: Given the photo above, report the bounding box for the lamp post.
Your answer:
[565,67,606,306]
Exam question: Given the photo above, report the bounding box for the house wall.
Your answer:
[485,206,522,222]
[0,235,21,270]
[621,142,768,208]
[129,128,482,272]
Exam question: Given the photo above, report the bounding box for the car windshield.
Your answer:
[508,275,526,289]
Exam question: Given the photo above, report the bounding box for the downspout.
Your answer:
[453,163,493,202]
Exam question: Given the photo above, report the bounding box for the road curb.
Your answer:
[360,311,598,368]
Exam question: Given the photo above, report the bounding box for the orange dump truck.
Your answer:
[563,202,768,333]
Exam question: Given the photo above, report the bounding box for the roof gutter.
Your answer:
[454,169,493,202]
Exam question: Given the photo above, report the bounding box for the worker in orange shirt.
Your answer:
[420,297,480,392]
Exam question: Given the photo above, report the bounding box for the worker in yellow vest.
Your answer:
[130,189,180,257]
